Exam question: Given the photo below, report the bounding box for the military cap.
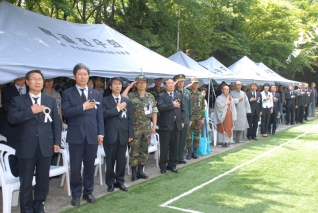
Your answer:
[190,77,200,83]
[135,75,147,82]
[173,74,186,82]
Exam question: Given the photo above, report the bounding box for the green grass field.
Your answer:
[64,119,318,213]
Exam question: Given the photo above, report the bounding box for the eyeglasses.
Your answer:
[28,78,44,82]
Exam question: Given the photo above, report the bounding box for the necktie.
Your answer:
[33,97,38,104]
[18,87,23,95]
[80,88,86,103]
[115,98,119,103]
[170,92,173,103]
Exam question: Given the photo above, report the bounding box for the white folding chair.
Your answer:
[0,144,35,212]
[49,149,71,196]
[209,112,218,146]
[148,133,160,168]
[0,134,7,142]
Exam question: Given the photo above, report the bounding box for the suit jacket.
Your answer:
[246,91,262,117]
[304,89,312,105]
[7,93,61,158]
[272,93,281,113]
[174,88,192,125]
[157,91,184,131]
[309,87,317,100]
[103,95,133,146]
[1,85,29,140]
[62,86,104,144]
[285,90,297,108]
[295,89,307,106]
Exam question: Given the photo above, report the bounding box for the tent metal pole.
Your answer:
[176,1,181,52]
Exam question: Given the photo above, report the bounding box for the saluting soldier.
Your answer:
[173,74,192,164]
[122,75,158,181]
[186,77,205,160]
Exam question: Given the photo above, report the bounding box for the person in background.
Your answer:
[94,77,104,97]
[8,70,61,213]
[285,85,297,125]
[260,83,273,137]
[215,81,226,98]
[0,84,6,135]
[147,78,165,101]
[87,77,94,89]
[309,82,317,117]
[230,81,251,143]
[173,74,192,164]
[1,77,28,177]
[304,83,312,121]
[214,86,237,147]
[246,83,262,140]
[197,87,211,155]
[268,85,281,135]
[295,83,306,124]
[62,63,104,206]
[186,77,205,160]
[229,83,234,91]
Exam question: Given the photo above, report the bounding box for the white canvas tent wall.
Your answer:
[198,56,238,84]
[255,62,299,85]
[228,56,274,84]
[0,2,206,84]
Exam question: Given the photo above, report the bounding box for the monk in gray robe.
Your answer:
[230,81,251,143]
[214,86,237,147]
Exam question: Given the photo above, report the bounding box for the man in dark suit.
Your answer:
[103,77,133,192]
[8,70,61,213]
[62,63,104,206]
[295,83,307,124]
[268,85,281,135]
[157,78,185,174]
[309,82,317,117]
[1,77,28,176]
[285,85,297,125]
[246,83,262,140]
[304,83,312,121]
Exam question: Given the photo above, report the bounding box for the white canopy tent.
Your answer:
[0,2,206,84]
[255,62,299,85]
[198,56,238,84]
[228,56,275,84]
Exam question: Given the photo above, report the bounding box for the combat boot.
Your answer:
[131,166,138,181]
[137,164,148,179]
[186,149,192,160]
[192,148,198,159]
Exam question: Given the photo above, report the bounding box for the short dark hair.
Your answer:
[311,82,315,86]
[163,78,173,85]
[263,83,270,87]
[108,77,123,86]
[73,63,90,75]
[198,87,207,92]
[25,70,44,80]
[250,83,258,87]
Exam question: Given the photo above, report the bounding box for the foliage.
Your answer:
[6,0,318,79]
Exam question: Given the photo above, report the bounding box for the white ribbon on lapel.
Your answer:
[43,107,53,123]
[122,108,127,118]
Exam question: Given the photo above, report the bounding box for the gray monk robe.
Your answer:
[214,94,237,145]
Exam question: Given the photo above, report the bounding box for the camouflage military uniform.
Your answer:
[186,90,205,149]
[147,87,165,101]
[127,92,158,166]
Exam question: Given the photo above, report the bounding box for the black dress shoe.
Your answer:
[167,166,180,173]
[83,194,96,203]
[272,132,276,135]
[71,198,80,206]
[114,183,128,192]
[107,184,114,192]
[178,160,187,164]
[252,136,258,140]
[160,168,166,174]
[248,136,252,140]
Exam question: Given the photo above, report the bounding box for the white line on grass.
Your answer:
[160,128,315,213]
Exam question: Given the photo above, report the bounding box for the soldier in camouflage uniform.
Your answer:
[122,75,158,181]
[147,78,165,101]
[173,74,192,164]
[186,77,205,160]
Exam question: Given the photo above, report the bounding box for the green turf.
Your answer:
[63,119,318,213]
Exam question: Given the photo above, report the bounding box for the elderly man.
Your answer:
[230,81,251,143]
[214,86,237,147]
